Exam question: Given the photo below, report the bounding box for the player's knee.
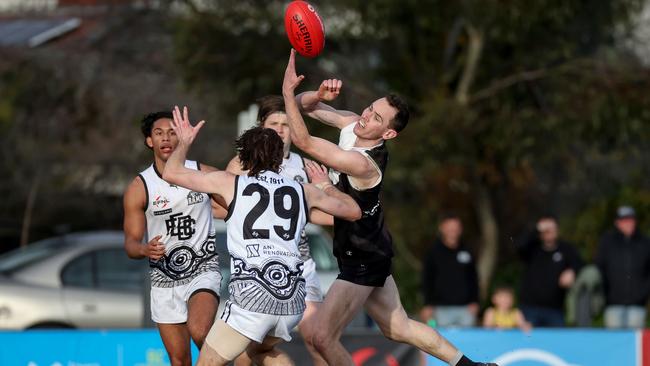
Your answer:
[299,324,317,347]
[312,327,334,354]
[168,352,191,366]
[189,322,212,347]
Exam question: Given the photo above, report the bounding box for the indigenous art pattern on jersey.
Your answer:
[140,160,220,288]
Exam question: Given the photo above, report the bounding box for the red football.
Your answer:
[284,1,325,58]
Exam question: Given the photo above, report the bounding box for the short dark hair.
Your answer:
[439,212,461,223]
[256,95,285,126]
[141,111,173,138]
[493,286,515,296]
[386,93,409,133]
[235,127,284,177]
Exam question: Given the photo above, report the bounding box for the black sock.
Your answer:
[456,355,475,366]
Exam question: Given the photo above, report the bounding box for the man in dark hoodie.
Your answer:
[596,206,650,328]
[517,215,584,327]
[420,214,480,327]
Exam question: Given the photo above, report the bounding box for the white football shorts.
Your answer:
[150,271,222,324]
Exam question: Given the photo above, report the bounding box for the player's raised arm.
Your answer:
[296,79,358,130]
[162,106,235,203]
[282,50,377,180]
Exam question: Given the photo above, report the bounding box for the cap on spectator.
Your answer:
[616,205,636,219]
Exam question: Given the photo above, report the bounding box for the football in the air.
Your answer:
[284,1,325,58]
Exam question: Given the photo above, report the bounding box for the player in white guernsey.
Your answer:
[224,96,330,366]
[123,111,224,366]
[163,106,361,366]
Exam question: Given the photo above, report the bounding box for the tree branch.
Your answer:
[455,24,484,105]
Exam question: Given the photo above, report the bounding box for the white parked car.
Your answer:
[0,222,337,329]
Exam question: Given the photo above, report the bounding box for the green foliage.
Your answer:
[171,0,650,310]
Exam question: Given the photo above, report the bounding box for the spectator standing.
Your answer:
[596,205,650,329]
[420,214,479,327]
[517,215,584,327]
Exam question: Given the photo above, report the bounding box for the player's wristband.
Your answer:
[315,182,333,190]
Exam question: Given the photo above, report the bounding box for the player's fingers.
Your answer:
[172,106,180,125]
[305,160,318,170]
[336,79,343,91]
[183,106,190,124]
[319,164,328,173]
[289,49,296,67]
[195,120,206,132]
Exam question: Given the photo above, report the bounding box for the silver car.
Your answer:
[0,223,338,330]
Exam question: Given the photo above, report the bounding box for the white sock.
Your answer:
[449,351,464,366]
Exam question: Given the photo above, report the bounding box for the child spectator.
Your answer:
[483,286,532,332]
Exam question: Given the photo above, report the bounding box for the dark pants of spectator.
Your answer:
[521,305,565,327]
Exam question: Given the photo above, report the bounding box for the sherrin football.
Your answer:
[284,1,325,58]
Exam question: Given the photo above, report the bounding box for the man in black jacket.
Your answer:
[420,214,479,327]
[517,215,584,327]
[596,206,650,328]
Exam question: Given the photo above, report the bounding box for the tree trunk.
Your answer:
[475,183,498,300]
[20,170,42,247]
[455,25,484,105]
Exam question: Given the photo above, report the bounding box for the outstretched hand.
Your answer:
[283,49,305,96]
[317,79,343,101]
[304,160,331,186]
[171,106,205,146]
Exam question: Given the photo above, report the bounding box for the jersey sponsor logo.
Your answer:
[187,191,205,205]
[165,212,196,240]
[552,252,563,262]
[152,195,170,209]
[293,175,305,183]
[154,208,172,216]
[363,201,380,218]
[246,244,260,258]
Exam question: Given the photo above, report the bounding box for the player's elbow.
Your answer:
[344,206,362,221]
[291,133,313,152]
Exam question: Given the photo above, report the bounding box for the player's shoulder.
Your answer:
[123,175,146,206]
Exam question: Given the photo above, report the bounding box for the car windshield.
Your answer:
[0,237,68,275]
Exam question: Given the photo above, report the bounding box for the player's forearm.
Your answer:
[124,238,145,259]
[296,91,320,112]
[162,142,190,184]
[283,91,313,151]
[323,185,361,221]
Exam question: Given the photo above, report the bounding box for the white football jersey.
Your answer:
[279,152,311,261]
[280,152,308,183]
[329,122,356,184]
[139,160,218,288]
[224,170,308,315]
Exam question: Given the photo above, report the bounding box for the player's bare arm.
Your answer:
[296,79,358,130]
[162,106,236,204]
[226,155,246,175]
[123,177,165,260]
[302,161,361,221]
[198,162,230,219]
[283,49,379,181]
